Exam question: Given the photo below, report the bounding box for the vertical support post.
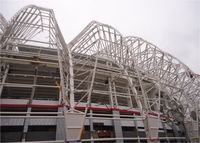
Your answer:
[86,57,98,110]
[113,110,124,143]
[21,67,38,141]
[56,107,65,140]
[68,49,75,109]
[135,69,149,112]
[56,44,70,141]
[127,87,133,108]
[108,77,114,108]
[108,73,123,143]
[134,119,141,143]
[29,67,38,104]
[85,57,99,143]
[0,64,9,97]
[21,107,31,142]
[57,47,68,105]
[158,87,161,118]
[89,110,94,143]
[122,67,143,113]
[58,88,62,105]
[86,56,98,143]
[64,106,69,141]
[112,81,118,107]
[144,115,160,143]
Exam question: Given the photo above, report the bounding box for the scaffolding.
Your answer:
[0,5,200,143]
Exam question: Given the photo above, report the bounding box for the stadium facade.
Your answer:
[0,5,199,143]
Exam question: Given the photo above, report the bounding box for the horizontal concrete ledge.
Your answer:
[11,137,186,143]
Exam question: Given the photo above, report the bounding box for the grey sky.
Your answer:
[0,0,200,73]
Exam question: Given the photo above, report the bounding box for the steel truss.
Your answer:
[68,21,200,142]
[0,4,75,142]
[69,20,200,118]
[0,5,199,143]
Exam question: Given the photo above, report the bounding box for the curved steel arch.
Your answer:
[70,21,200,118]
[1,5,199,142]
[69,21,133,67]
[124,36,200,117]
[0,4,78,140]
[0,5,74,107]
[69,20,123,47]
[1,5,58,48]
[69,21,123,56]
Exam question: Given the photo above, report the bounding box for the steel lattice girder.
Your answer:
[0,4,199,125]
[68,21,200,117]
[0,5,200,142]
[0,5,73,106]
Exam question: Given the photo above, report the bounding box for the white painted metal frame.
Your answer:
[69,20,200,119]
[1,5,199,142]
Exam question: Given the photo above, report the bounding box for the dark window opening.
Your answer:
[26,125,56,141]
[1,126,23,142]
[93,124,115,138]
[122,127,137,137]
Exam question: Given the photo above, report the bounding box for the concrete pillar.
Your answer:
[144,115,160,143]
[21,107,31,141]
[89,110,94,143]
[133,119,141,143]
[113,110,124,143]
[56,107,65,140]
[0,64,9,97]
[21,67,38,141]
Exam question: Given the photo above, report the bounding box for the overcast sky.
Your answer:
[0,0,199,73]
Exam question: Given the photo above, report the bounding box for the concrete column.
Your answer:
[133,119,141,143]
[113,110,124,143]
[127,87,133,108]
[56,107,65,140]
[0,64,9,97]
[89,110,94,143]
[21,107,31,141]
[21,67,37,141]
